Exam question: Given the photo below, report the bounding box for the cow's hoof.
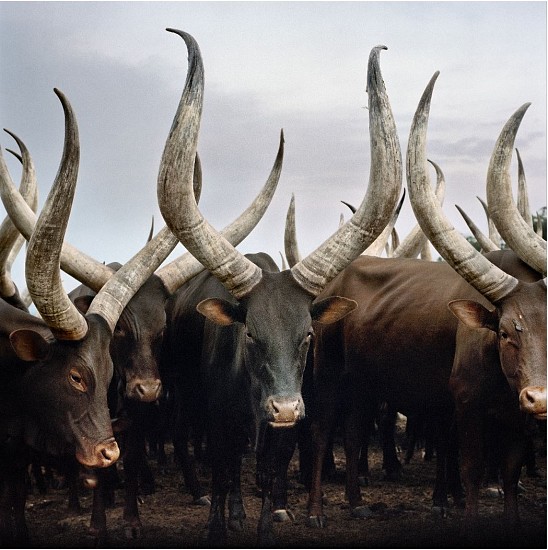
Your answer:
[228,517,245,532]
[88,527,107,548]
[358,476,369,487]
[273,509,294,522]
[124,522,142,539]
[258,531,277,548]
[351,505,373,518]
[432,505,448,519]
[193,495,211,506]
[307,515,327,528]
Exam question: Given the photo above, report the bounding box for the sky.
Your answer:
[0,1,546,293]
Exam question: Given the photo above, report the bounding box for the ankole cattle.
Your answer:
[157,29,401,545]
[0,87,180,544]
[408,73,546,532]
[306,72,546,532]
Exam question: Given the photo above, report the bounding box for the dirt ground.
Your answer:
[24,429,546,549]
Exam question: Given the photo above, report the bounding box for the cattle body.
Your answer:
[68,267,171,541]
[164,253,318,544]
[156,30,402,545]
[406,72,546,536]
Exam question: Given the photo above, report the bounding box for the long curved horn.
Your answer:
[393,159,445,258]
[406,72,519,303]
[290,45,402,295]
[284,193,301,267]
[455,205,499,253]
[486,104,546,275]
[0,143,37,298]
[88,225,178,332]
[515,149,534,229]
[477,196,502,247]
[364,190,405,256]
[25,89,89,340]
[0,133,115,292]
[155,129,284,294]
[158,29,281,299]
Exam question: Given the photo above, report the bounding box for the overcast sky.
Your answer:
[0,1,546,292]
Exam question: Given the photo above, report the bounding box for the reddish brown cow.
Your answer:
[408,72,546,535]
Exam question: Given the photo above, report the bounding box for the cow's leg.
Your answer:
[456,408,485,532]
[500,435,526,533]
[307,355,340,528]
[446,418,464,508]
[121,426,144,540]
[431,412,450,515]
[307,405,335,527]
[358,416,373,486]
[64,458,83,514]
[206,457,230,546]
[343,399,371,518]
[173,420,209,505]
[12,466,29,548]
[271,429,297,523]
[89,469,110,546]
[379,404,402,481]
[227,455,246,531]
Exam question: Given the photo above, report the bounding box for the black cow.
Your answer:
[157,29,401,545]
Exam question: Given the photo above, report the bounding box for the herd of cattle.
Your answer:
[0,29,545,547]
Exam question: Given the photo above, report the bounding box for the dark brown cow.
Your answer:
[157,30,401,546]
[0,88,177,543]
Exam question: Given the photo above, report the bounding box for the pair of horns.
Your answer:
[158,30,402,300]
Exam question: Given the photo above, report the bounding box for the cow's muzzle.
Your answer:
[519,386,547,419]
[126,378,162,403]
[76,437,120,468]
[266,396,304,428]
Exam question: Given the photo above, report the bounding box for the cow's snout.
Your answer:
[127,378,162,403]
[519,386,547,419]
[267,396,304,427]
[76,437,120,469]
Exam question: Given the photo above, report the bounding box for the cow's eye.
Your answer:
[69,368,87,392]
[500,331,509,340]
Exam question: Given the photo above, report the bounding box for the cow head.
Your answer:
[9,315,119,467]
[448,280,547,419]
[157,31,401,430]
[72,272,168,404]
[407,71,547,420]
[197,269,356,427]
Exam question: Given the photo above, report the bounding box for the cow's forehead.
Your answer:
[243,271,313,330]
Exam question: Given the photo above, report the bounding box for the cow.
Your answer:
[156,29,402,546]
[2,102,284,545]
[306,71,546,533]
[407,71,546,536]
[0,87,182,544]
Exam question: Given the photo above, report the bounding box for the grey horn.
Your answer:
[486,104,546,275]
[406,72,519,303]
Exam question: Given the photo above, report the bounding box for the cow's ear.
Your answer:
[9,329,52,362]
[311,296,358,325]
[448,300,498,332]
[197,298,243,326]
[73,295,94,314]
